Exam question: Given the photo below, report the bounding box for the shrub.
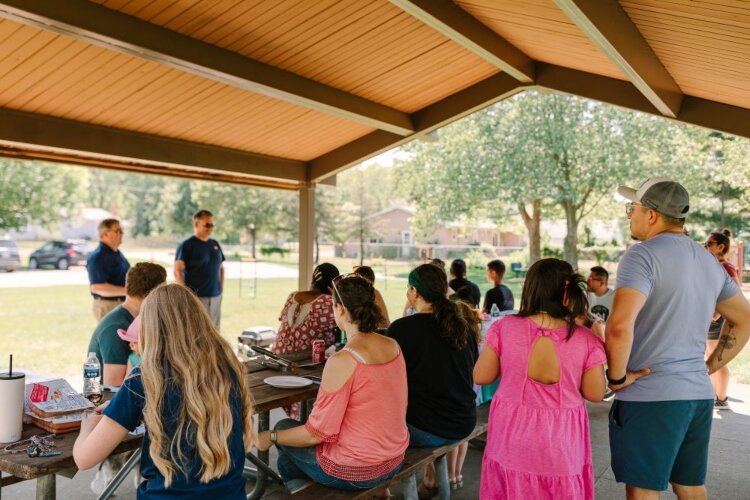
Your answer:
[260,246,287,258]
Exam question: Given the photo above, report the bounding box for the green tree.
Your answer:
[0,159,81,230]
[166,180,199,235]
[192,182,297,246]
[316,164,396,264]
[398,91,708,267]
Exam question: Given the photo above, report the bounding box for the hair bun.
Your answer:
[722,228,733,238]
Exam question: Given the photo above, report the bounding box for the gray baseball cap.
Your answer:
[618,177,690,219]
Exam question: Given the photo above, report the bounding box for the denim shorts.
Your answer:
[407,423,460,448]
[609,399,713,491]
[274,419,401,491]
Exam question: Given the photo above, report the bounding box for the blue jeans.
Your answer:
[407,423,460,448]
[275,419,402,491]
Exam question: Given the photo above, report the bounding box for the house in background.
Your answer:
[340,204,525,259]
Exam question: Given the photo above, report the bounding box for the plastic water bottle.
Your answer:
[83,352,102,404]
[490,304,501,318]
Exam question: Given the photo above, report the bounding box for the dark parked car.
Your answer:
[29,240,93,270]
[0,239,21,272]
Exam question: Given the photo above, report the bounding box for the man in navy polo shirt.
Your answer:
[87,218,130,322]
[174,209,225,328]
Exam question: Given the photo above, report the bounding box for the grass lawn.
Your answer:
[2,276,749,386]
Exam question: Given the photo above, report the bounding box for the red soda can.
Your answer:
[312,340,325,364]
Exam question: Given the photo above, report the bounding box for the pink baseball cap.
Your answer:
[117,315,141,343]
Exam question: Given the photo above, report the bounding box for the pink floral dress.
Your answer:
[272,292,337,419]
[272,293,337,355]
[480,315,606,500]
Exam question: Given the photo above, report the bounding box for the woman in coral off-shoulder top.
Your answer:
[257,275,408,494]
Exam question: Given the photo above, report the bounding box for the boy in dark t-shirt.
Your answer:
[483,259,514,313]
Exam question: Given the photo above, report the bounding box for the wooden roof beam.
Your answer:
[309,73,526,182]
[0,107,308,184]
[552,0,683,118]
[0,0,414,136]
[536,64,750,141]
[389,0,534,83]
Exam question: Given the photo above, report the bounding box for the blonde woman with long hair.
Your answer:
[74,283,254,498]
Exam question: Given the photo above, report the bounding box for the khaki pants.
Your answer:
[92,298,123,322]
[198,294,222,330]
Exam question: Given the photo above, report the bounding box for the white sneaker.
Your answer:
[90,466,115,496]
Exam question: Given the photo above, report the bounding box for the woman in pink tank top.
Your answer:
[474,258,607,499]
[257,275,408,493]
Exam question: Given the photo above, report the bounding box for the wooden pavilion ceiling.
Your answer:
[0,0,749,189]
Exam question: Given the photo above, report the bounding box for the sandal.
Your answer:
[418,481,439,499]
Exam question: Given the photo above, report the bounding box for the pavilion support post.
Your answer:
[298,182,316,291]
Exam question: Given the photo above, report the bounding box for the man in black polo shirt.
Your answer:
[87,218,130,322]
[174,209,225,328]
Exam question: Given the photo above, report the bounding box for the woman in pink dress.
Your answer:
[474,258,607,500]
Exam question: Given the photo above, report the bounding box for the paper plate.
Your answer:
[263,376,313,389]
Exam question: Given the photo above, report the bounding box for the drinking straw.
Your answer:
[9,354,12,376]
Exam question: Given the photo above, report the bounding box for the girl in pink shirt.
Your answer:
[474,258,607,500]
[257,275,408,492]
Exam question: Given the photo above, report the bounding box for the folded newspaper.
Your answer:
[25,378,95,418]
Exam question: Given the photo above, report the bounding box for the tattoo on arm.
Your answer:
[717,325,737,363]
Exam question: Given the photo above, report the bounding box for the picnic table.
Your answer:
[0,356,324,500]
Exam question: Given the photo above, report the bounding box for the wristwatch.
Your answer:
[606,369,627,386]
[269,431,278,445]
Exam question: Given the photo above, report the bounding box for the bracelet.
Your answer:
[606,369,627,385]
[269,430,277,445]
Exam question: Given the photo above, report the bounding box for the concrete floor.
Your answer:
[4,384,750,499]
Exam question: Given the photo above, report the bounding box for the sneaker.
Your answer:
[714,398,730,410]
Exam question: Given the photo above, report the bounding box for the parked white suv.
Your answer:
[0,239,21,272]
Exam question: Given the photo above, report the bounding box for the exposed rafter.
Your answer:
[0,0,414,136]
[0,107,308,184]
[536,64,750,141]
[389,0,534,83]
[0,146,302,190]
[552,0,683,118]
[309,73,526,181]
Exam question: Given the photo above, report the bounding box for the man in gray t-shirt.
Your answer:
[606,177,750,499]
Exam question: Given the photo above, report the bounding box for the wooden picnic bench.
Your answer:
[509,262,527,278]
[0,357,324,500]
[266,404,490,500]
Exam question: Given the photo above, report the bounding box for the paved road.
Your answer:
[0,257,298,288]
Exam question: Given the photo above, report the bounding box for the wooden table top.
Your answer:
[0,357,324,480]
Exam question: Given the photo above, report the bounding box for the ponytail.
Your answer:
[564,273,588,340]
[517,258,589,341]
[710,229,732,256]
[410,264,476,350]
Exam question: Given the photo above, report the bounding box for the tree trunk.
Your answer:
[562,199,578,269]
[359,222,365,266]
[314,233,319,265]
[720,181,726,228]
[518,200,542,264]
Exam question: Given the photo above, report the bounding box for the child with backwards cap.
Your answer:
[116,315,141,375]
